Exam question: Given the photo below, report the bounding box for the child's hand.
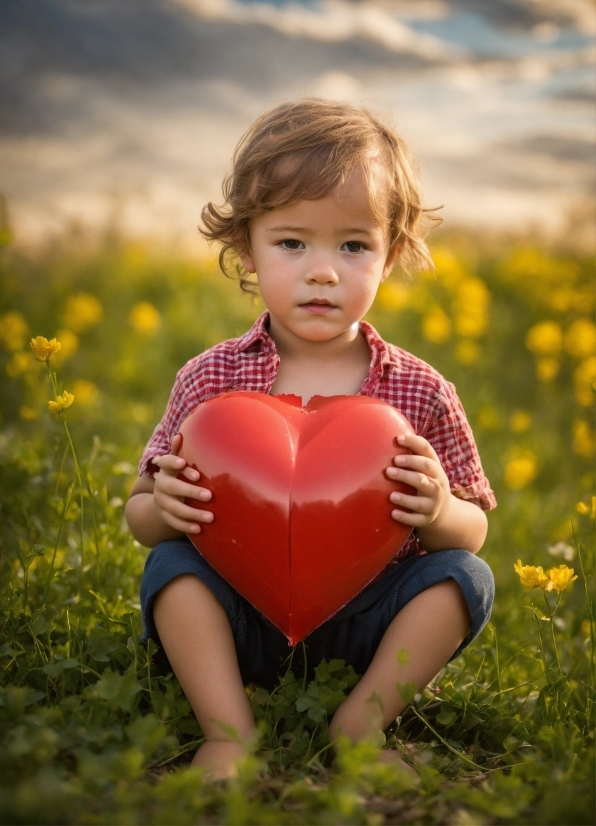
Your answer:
[385,433,451,527]
[152,434,213,535]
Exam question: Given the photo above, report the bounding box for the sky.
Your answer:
[0,0,594,250]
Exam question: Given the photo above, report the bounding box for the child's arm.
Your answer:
[386,433,488,554]
[125,434,213,548]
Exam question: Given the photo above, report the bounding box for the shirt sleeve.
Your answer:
[138,364,199,476]
[424,380,497,511]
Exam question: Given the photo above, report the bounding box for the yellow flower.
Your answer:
[573,420,595,458]
[536,357,560,383]
[525,321,563,356]
[432,246,468,290]
[129,301,162,335]
[48,391,74,413]
[547,565,578,592]
[70,379,99,407]
[504,453,538,490]
[63,294,103,333]
[19,406,38,420]
[575,499,596,517]
[6,351,35,377]
[377,281,410,312]
[514,560,551,590]
[30,336,62,362]
[477,406,500,431]
[510,410,532,433]
[453,277,490,339]
[0,311,28,351]
[455,339,481,365]
[564,319,596,359]
[422,305,451,344]
[52,328,79,363]
[573,356,596,407]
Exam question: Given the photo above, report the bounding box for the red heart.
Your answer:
[179,392,414,644]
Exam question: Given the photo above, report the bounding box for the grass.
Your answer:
[0,224,594,824]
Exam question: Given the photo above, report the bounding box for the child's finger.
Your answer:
[170,433,183,455]
[390,488,434,515]
[396,432,439,461]
[387,454,440,479]
[162,496,213,525]
[157,474,211,502]
[387,466,437,492]
[153,453,186,474]
[390,506,431,527]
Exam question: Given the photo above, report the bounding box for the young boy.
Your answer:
[125,99,495,780]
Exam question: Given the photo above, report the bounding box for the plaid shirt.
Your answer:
[140,312,496,561]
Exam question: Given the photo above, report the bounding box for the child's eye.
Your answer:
[280,239,304,251]
[342,241,365,253]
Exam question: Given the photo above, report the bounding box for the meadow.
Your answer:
[0,216,594,824]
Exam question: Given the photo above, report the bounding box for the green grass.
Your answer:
[0,227,594,824]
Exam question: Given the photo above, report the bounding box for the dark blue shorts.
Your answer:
[140,539,494,689]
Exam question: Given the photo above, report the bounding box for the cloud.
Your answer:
[173,0,463,60]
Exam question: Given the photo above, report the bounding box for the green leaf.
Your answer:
[86,635,121,662]
[436,709,458,726]
[295,695,316,712]
[90,670,142,712]
[42,658,80,678]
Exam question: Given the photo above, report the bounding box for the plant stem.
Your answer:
[542,590,563,678]
[493,626,502,693]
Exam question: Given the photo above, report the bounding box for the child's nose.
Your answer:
[305,257,339,285]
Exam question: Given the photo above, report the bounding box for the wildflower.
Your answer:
[573,356,596,406]
[63,294,103,333]
[432,246,467,290]
[547,565,578,592]
[53,328,79,362]
[19,406,37,420]
[129,301,162,335]
[0,311,28,351]
[30,336,61,362]
[564,318,596,359]
[377,281,409,312]
[453,277,489,339]
[504,453,538,490]
[510,410,532,433]
[477,406,500,431]
[422,305,451,344]
[575,498,596,517]
[536,357,560,383]
[573,420,595,458]
[71,379,99,407]
[526,321,563,357]
[514,560,551,590]
[48,391,74,413]
[547,542,575,562]
[455,339,481,365]
[6,351,35,377]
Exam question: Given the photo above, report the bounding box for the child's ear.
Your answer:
[382,245,402,279]
[238,247,256,273]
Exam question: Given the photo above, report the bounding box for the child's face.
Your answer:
[239,170,395,350]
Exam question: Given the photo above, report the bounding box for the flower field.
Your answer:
[0,223,594,824]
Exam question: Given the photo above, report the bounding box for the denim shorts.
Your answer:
[140,538,494,689]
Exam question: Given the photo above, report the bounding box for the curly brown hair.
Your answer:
[200,98,440,292]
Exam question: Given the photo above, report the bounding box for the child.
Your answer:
[125,99,496,780]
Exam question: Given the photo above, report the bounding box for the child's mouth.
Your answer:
[300,301,336,314]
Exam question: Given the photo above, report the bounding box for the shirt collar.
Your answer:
[233,311,399,379]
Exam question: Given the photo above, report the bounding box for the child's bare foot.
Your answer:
[379,748,418,777]
[191,740,246,781]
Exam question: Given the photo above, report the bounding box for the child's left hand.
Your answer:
[385,433,451,527]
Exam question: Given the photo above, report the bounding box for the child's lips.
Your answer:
[299,301,337,314]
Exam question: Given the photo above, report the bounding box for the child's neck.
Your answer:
[268,319,372,402]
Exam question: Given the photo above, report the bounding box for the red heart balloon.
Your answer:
[179,392,414,644]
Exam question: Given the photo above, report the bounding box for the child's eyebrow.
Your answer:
[266,225,375,235]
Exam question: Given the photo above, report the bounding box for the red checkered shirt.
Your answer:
[140,312,496,561]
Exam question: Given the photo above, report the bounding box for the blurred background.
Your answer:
[1,0,595,250]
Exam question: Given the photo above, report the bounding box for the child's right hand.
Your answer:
[152,434,213,535]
